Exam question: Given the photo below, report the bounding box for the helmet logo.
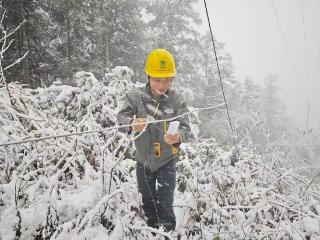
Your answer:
[159,60,166,70]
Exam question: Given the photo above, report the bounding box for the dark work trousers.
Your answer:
[136,159,176,231]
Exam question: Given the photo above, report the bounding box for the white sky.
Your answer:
[196,0,320,131]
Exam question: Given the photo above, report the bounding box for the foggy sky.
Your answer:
[197,0,320,132]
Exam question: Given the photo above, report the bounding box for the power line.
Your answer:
[203,0,235,134]
[306,100,310,129]
[300,0,310,83]
[0,103,226,147]
[316,45,320,81]
[269,0,313,131]
[269,0,300,83]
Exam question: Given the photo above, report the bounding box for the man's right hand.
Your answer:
[131,118,146,132]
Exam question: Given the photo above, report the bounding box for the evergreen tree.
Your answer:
[100,0,146,82]
[144,0,202,83]
[261,75,288,140]
[2,0,147,86]
[241,77,261,113]
[196,34,237,141]
[2,0,39,87]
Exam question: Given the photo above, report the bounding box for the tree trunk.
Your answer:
[24,12,31,87]
[101,0,110,70]
[66,14,72,81]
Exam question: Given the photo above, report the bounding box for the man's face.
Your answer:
[149,77,173,96]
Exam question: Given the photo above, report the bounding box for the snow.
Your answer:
[75,71,99,90]
[1,67,320,239]
[303,217,320,235]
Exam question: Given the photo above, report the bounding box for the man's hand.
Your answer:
[164,132,180,145]
[131,118,146,132]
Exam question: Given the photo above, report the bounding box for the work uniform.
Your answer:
[117,83,190,231]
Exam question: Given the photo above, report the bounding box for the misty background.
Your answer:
[199,0,320,132]
[1,0,319,152]
[1,1,320,239]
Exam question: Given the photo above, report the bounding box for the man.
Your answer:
[117,48,190,232]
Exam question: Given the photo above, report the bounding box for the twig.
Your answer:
[128,225,174,240]
[0,103,226,147]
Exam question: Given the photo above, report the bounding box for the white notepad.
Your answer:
[167,121,180,135]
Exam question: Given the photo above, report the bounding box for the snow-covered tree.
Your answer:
[1,3,319,240]
[1,1,39,87]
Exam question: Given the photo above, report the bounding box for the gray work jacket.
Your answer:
[117,83,191,172]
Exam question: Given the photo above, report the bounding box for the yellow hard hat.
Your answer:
[145,49,176,78]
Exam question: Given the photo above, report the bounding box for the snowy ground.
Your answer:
[1,67,320,240]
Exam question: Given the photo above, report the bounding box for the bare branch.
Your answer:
[3,51,29,71]
[0,19,27,43]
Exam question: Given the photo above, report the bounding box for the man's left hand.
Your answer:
[164,132,180,145]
